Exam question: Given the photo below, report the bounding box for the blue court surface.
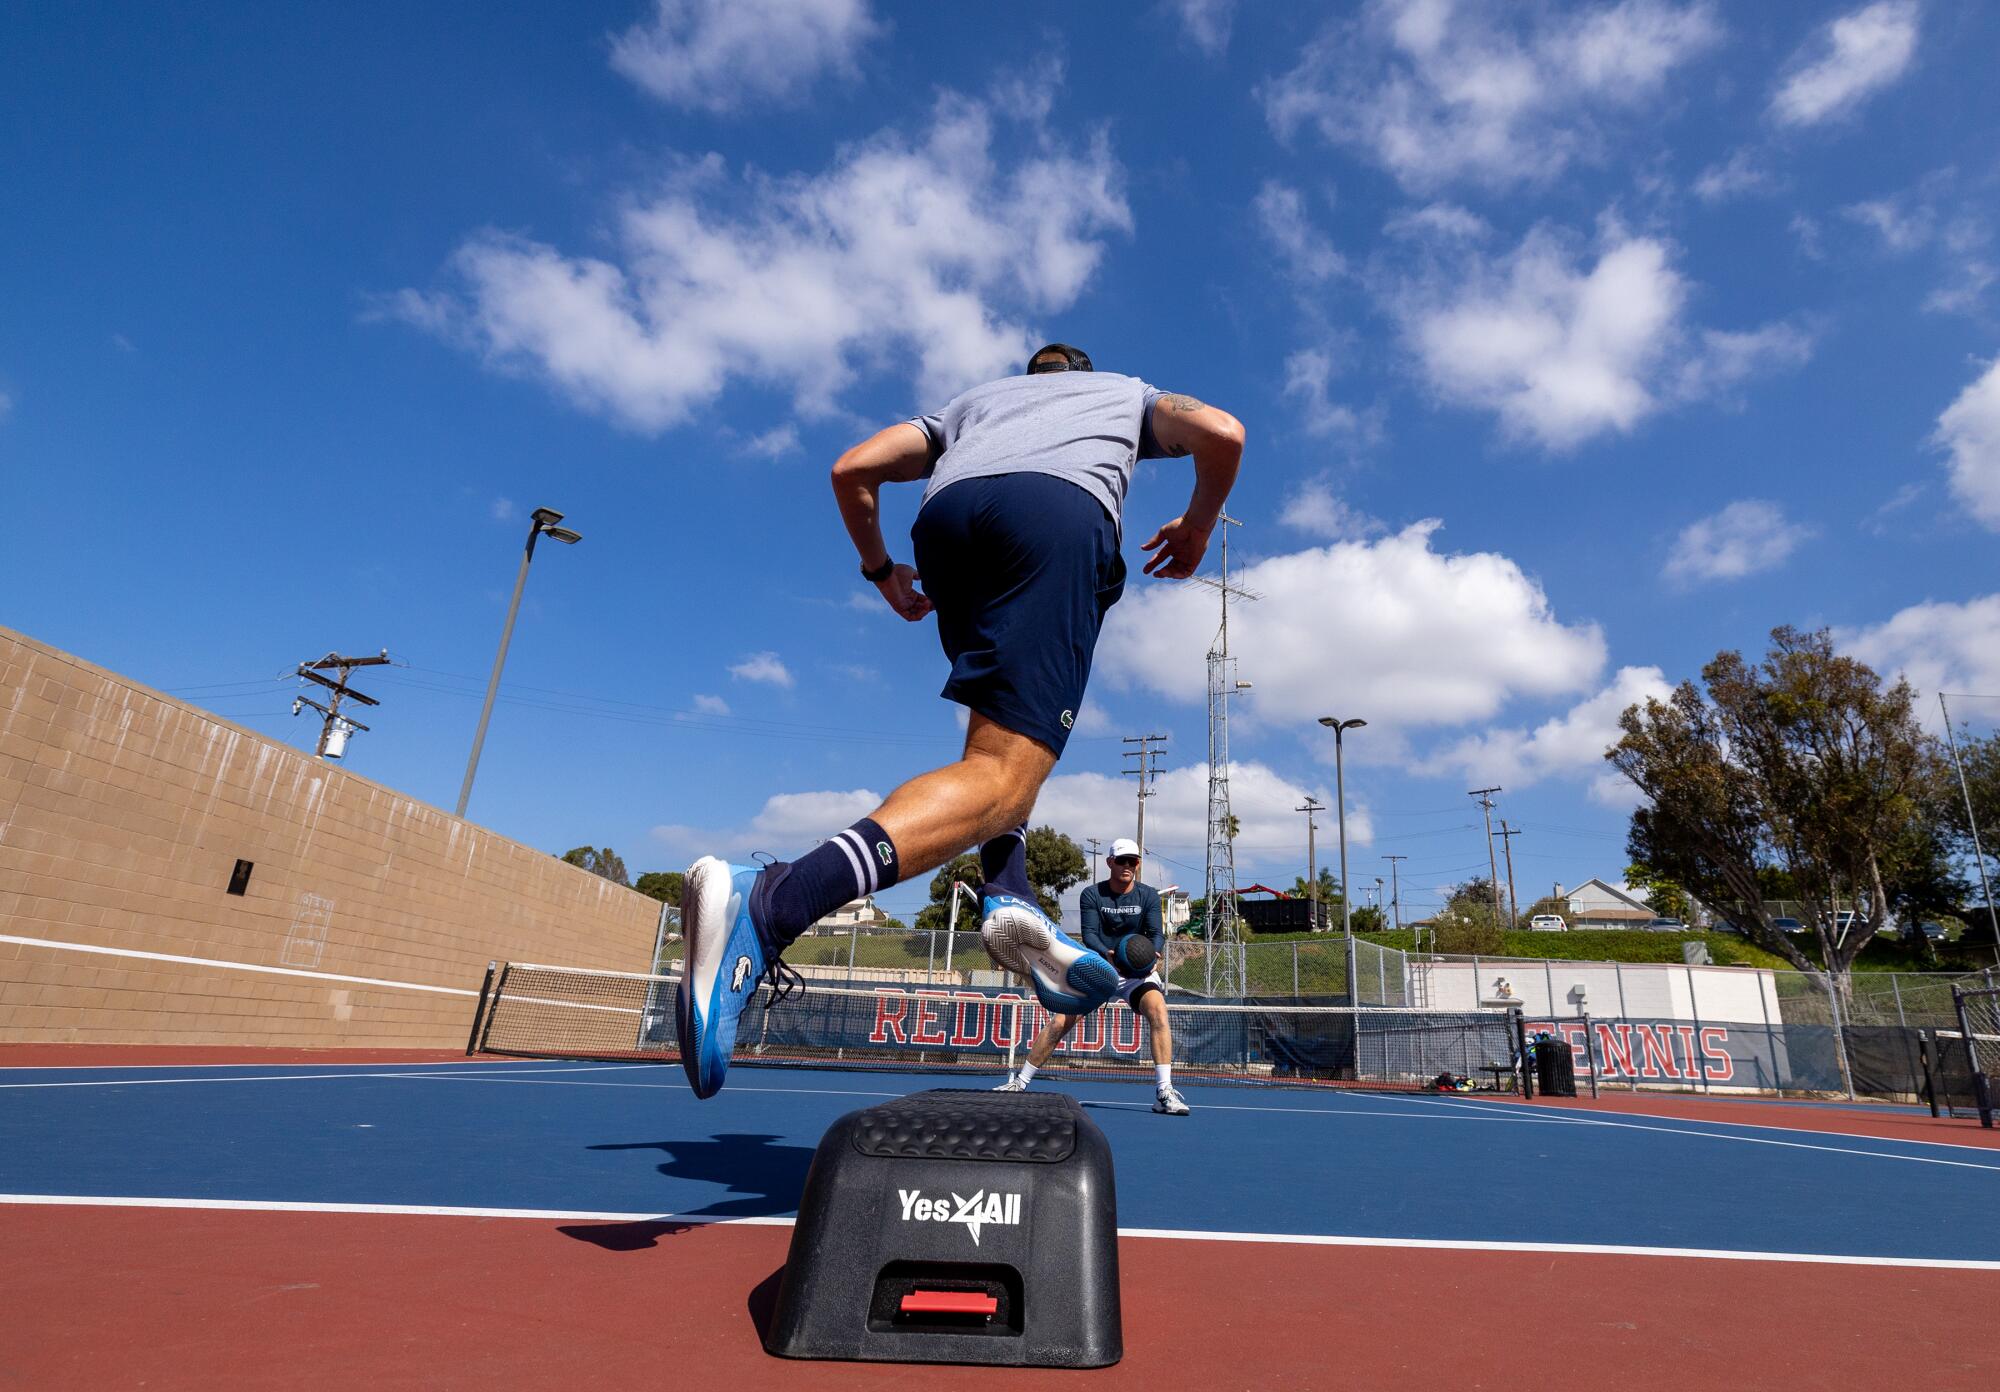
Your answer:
[6,1057,1999,1266]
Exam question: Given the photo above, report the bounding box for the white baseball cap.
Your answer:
[1107,838,1140,860]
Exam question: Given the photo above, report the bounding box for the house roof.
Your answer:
[1565,878,1653,913]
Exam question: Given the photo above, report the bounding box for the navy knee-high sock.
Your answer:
[979,824,1032,900]
[760,818,900,949]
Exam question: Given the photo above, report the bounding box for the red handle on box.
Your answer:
[899,1290,999,1316]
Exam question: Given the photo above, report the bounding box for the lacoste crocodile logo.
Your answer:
[730,956,753,992]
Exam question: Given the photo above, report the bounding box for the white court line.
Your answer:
[1082,1093,2000,1173]
[0,1064,652,1091]
[0,933,476,997]
[3,1193,1997,1272]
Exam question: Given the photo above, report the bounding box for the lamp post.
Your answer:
[1318,716,1367,1000]
[456,507,582,818]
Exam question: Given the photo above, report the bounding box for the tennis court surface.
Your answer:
[6,1044,2000,1390]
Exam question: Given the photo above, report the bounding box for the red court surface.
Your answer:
[6,1204,1995,1392]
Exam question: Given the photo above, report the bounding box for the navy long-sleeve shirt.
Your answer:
[1080,880,1163,974]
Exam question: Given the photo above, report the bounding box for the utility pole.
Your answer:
[1086,837,1103,884]
[1121,734,1168,875]
[1384,854,1406,932]
[291,650,390,760]
[1469,787,1504,928]
[1186,512,1260,998]
[1496,820,1523,929]
[1940,693,1999,960]
[1296,796,1325,930]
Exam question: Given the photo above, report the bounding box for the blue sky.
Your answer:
[4,0,1997,925]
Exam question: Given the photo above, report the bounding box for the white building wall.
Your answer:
[1413,958,1780,1024]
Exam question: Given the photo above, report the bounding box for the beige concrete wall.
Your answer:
[0,626,663,1048]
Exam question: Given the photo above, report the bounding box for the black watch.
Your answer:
[861,556,896,583]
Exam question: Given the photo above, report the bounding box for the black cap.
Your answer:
[1026,342,1093,375]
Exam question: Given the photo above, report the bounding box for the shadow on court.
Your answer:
[559,1133,816,1250]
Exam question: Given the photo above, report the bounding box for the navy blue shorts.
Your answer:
[910,473,1125,756]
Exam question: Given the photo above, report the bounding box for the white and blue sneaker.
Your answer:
[979,891,1119,1015]
[676,856,796,1099]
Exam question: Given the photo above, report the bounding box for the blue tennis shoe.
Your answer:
[676,856,784,1099]
[979,890,1119,1014]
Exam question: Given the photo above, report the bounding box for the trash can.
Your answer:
[1533,1035,1577,1097]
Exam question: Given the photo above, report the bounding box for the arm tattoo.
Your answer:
[1162,393,1205,414]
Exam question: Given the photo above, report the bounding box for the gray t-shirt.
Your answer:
[907,371,1172,532]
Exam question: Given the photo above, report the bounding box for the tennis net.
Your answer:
[467,961,1527,1094]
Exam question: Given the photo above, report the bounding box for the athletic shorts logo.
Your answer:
[898,1187,1023,1245]
[1060,709,1074,730]
[730,955,753,992]
[875,840,893,867]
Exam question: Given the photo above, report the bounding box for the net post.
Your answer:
[1580,1011,1599,1099]
[1920,1031,1939,1118]
[1514,1008,1531,1098]
[477,962,512,1055]
[1953,987,1994,1128]
[465,961,498,1056]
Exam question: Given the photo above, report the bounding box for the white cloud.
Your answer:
[1839,172,1995,317]
[1673,324,1816,401]
[0,389,13,420]
[1282,349,1381,444]
[1384,203,1489,242]
[1692,148,1774,202]
[1070,698,1118,737]
[1392,221,1810,449]
[110,333,136,353]
[1279,476,1384,542]
[1261,0,1719,192]
[1421,664,1674,791]
[610,0,881,113]
[1032,762,1370,883]
[1845,195,1933,253]
[391,88,1130,432]
[1662,499,1815,584]
[1254,182,1344,283]
[1839,594,2000,720]
[729,651,795,687]
[691,693,732,715]
[652,786,883,859]
[1771,1,1920,127]
[1097,521,1606,740]
[741,425,802,459]
[489,497,515,522]
[1935,358,2000,530]
[1170,0,1234,56]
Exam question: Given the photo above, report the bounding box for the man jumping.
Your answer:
[676,342,1244,1098]
[995,837,1187,1115]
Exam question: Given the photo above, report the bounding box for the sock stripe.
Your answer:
[828,833,869,897]
[839,828,877,894]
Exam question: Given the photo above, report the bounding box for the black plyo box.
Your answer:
[764,1088,1122,1368]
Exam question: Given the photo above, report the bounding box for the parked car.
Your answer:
[1528,914,1567,931]
[1643,917,1687,932]
[1909,920,1948,943]
[1772,916,1805,933]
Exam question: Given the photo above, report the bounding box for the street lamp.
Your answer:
[1318,716,1367,1000]
[456,507,582,818]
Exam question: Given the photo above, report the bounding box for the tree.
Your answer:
[1290,868,1345,928]
[1349,904,1385,933]
[1446,877,1496,915]
[560,846,629,886]
[1933,727,2000,945]
[1522,894,1571,926]
[1608,627,1943,987]
[1623,861,1692,921]
[634,871,683,905]
[1432,899,1502,954]
[913,827,1089,930]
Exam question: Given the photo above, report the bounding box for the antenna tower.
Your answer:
[1183,516,1260,996]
